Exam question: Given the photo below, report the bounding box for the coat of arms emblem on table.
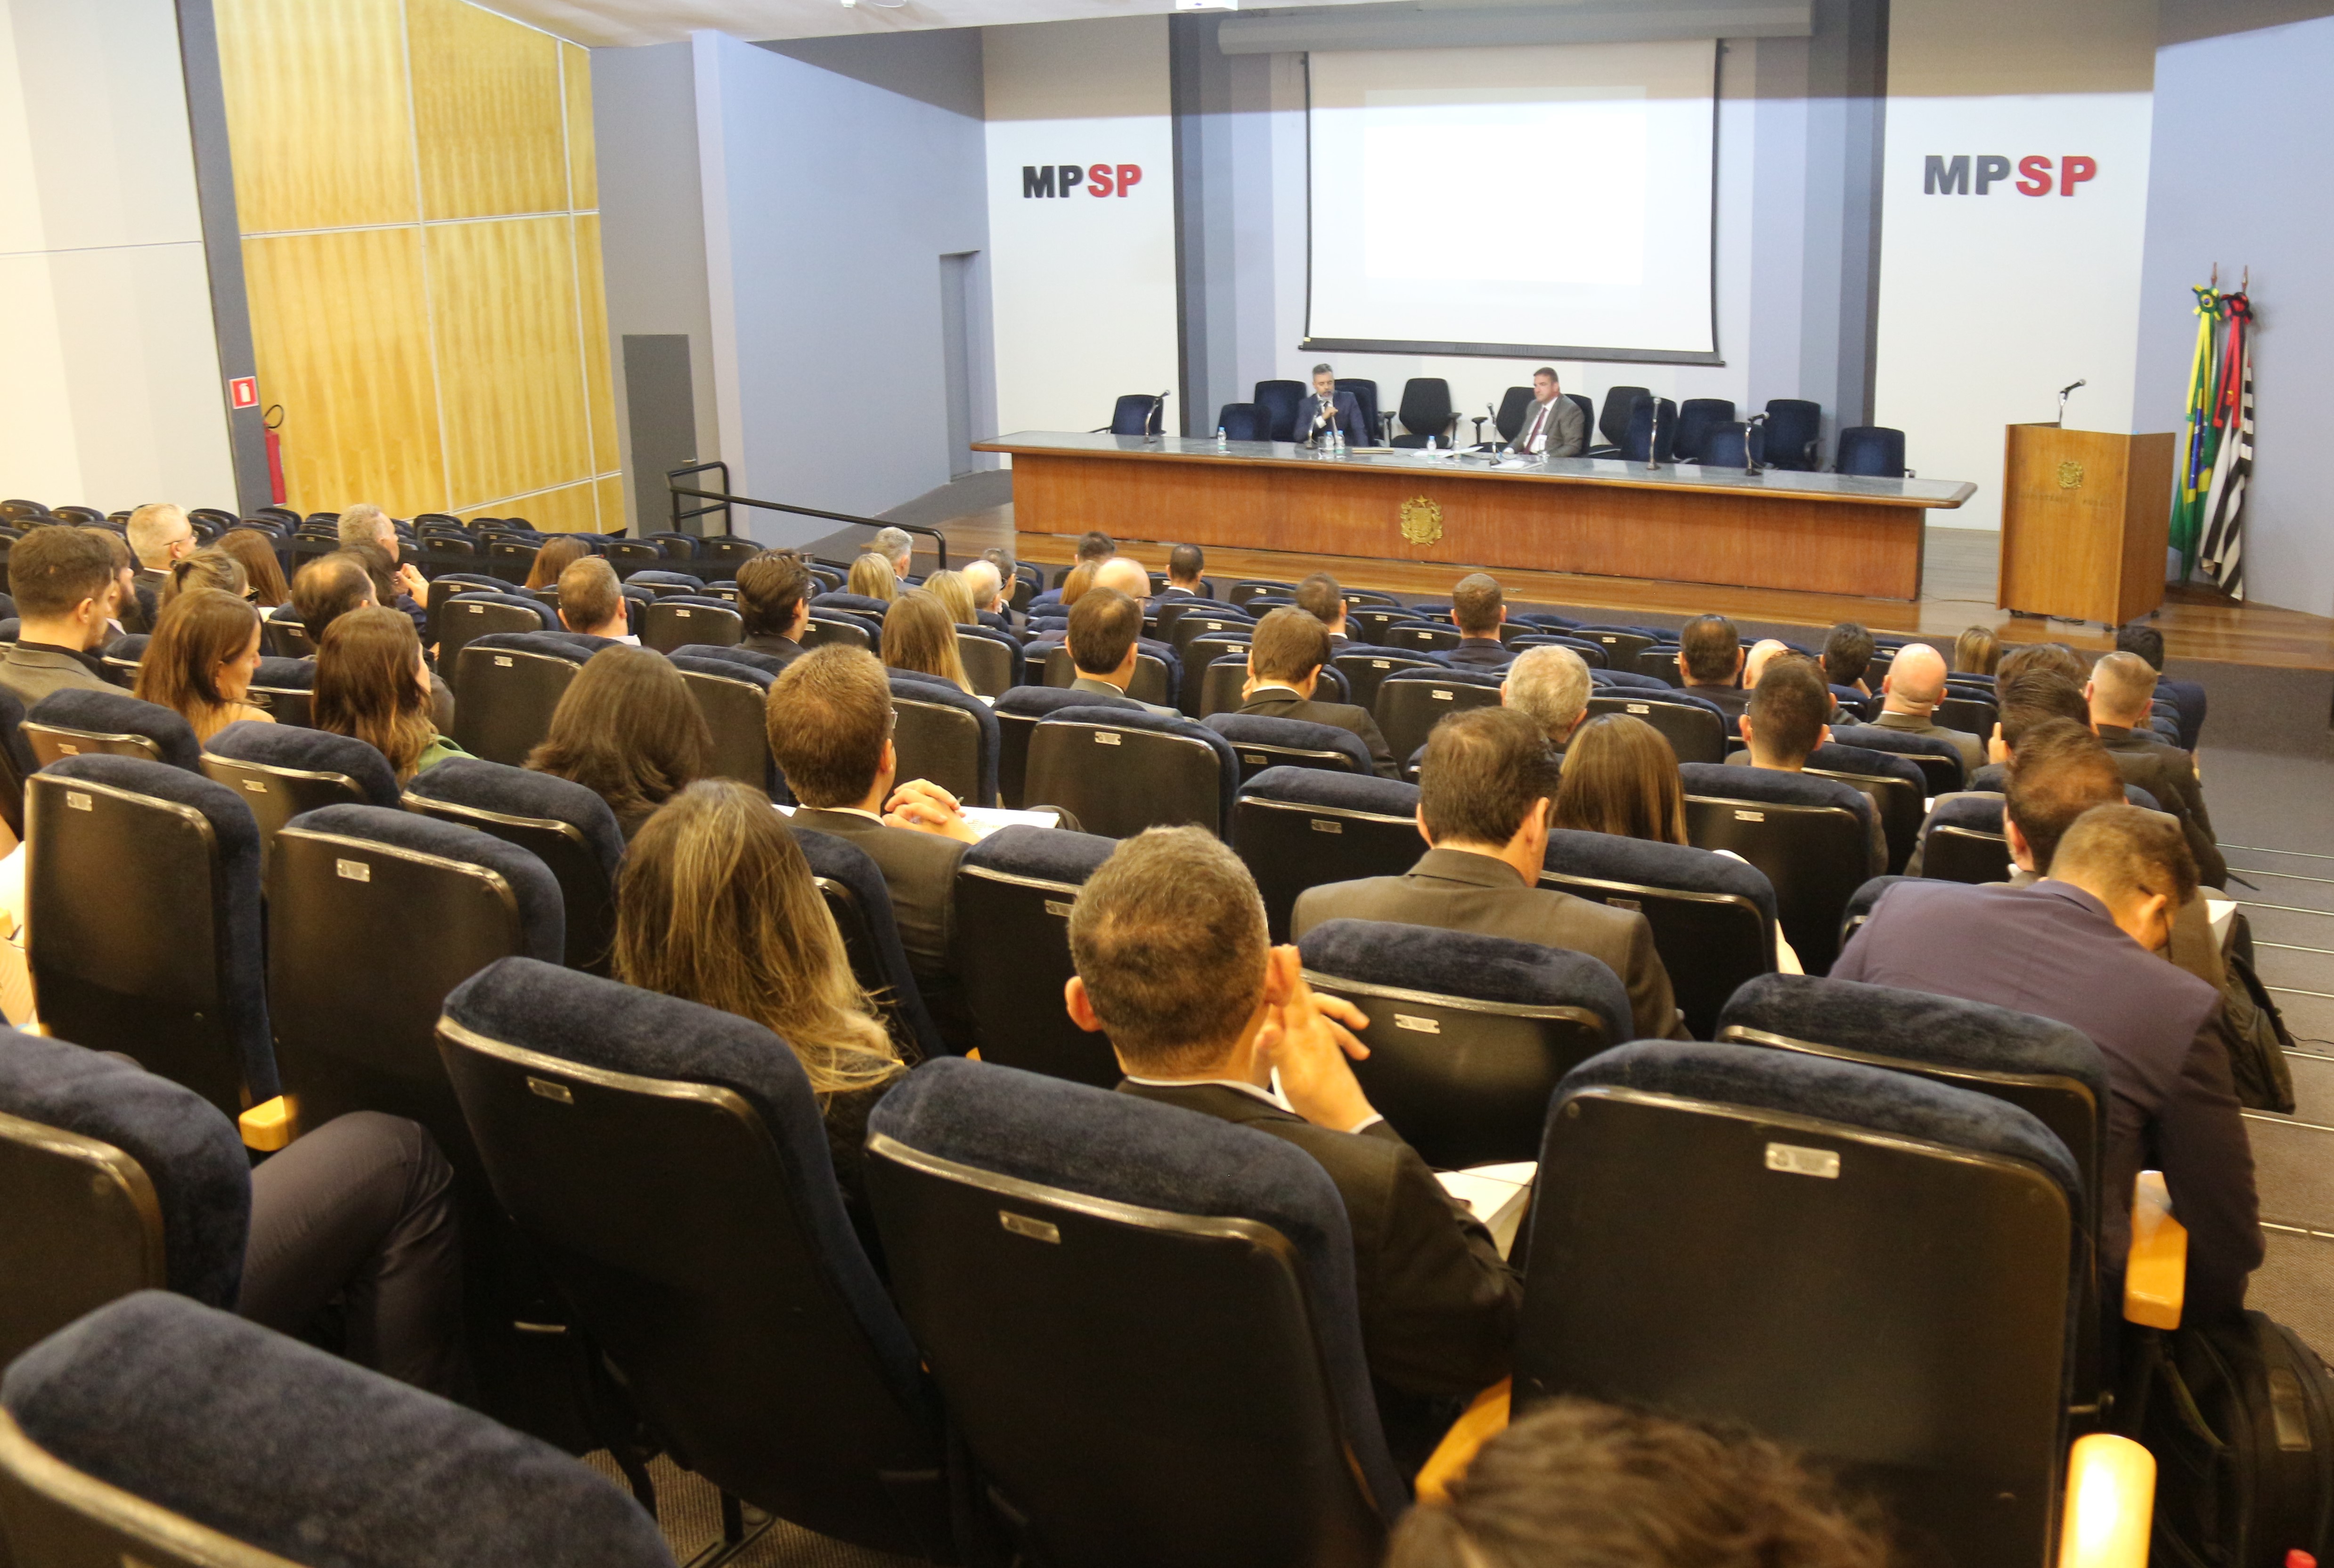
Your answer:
[2057,460,2085,489]
[1399,496,1444,544]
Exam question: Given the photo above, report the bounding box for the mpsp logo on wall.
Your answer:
[1021,164,1144,198]
[1924,155,2097,195]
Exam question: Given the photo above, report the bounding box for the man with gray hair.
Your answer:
[336,502,428,610]
[1502,644,1591,748]
[1303,363,1366,447]
[124,502,196,597]
[959,557,1011,629]
[870,526,914,580]
[1870,642,1983,773]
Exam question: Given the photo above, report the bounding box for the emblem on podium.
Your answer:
[1399,496,1444,544]
[2056,460,2085,490]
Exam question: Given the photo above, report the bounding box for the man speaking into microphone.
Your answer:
[1303,363,1366,447]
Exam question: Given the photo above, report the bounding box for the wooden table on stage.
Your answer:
[978,432,1977,601]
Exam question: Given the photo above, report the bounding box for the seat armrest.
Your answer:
[2123,1169,2185,1329]
[1413,1379,1510,1505]
[239,1094,300,1152]
[2057,1433,2154,1568]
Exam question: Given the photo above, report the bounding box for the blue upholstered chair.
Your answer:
[803,613,877,652]
[1343,605,1414,645]
[954,624,1022,697]
[1104,392,1165,436]
[1375,668,1504,780]
[244,655,316,727]
[1024,705,1237,838]
[866,1058,1404,1566]
[639,595,743,653]
[1836,424,1909,477]
[790,826,948,1065]
[1831,721,1966,796]
[1300,918,1627,1168]
[1671,397,1736,463]
[947,826,1120,1088]
[22,689,199,771]
[1335,377,1384,445]
[439,590,558,668]
[1381,620,1463,657]
[403,759,625,974]
[662,652,778,795]
[1618,395,1679,464]
[1581,385,1647,456]
[1152,597,1249,643]
[99,632,147,686]
[1253,378,1306,441]
[201,719,400,870]
[1914,791,2012,883]
[1581,691,1729,764]
[1572,625,1658,666]
[1591,667,1672,692]
[452,630,594,766]
[26,757,273,1119]
[889,673,999,807]
[671,642,787,678]
[993,684,1141,808]
[1680,761,1878,975]
[813,590,892,621]
[0,681,33,836]
[1330,649,1442,715]
[1216,402,1270,442]
[437,959,951,1558]
[1203,712,1372,785]
[1803,740,1929,873]
[1762,397,1825,470]
[1517,1039,2090,1567]
[1232,767,1423,941]
[0,1292,676,1568]
[1036,643,1176,709]
[623,568,707,596]
[0,1034,248,1368]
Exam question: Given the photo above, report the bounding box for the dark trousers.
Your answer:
[240,1111,466,1397]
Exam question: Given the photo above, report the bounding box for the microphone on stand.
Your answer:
[1742,412,1768,476]
[2056,378,2087,426]
[1147,390,1171,442]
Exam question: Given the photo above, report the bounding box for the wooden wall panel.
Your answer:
[430,216,588,509]
[214,0,416,232]
[596,474,626,532]
[242,228,443,514]
[408,0,566,221]
[574,215,619,478]
[465,478,598,533]
[562,42,597,211]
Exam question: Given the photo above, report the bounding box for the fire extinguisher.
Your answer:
[262,404,286,506]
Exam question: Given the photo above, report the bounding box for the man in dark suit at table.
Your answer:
[1512,367,1587,458]
[1444,573,1514,670]
[1238,608,1397,778]
[1302,363,1367,447]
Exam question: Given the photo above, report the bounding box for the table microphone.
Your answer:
[1147,390,1170,442]
[2056,378,2086,426]
[1742,412,1768,476]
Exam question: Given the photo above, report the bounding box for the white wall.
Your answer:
[0,0,236,511]
[983,17,1178,436]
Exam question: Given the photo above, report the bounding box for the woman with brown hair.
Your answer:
[1952,624,1999,676]
[134,588,270,743]
[1552,714,1690,846]
[846,552,898,601]
[217,530,291,608]
[525,645,710,840]
[523,534,592,591]
[920,568,977,626]
[1057,560,1097,607]
[313,606,466,781]
[880,588,973,694]
[162,548,249,607]
[614,777,907,1255]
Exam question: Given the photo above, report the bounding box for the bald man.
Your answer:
[1742,638,1792,692]
[1094,556,1152,603]
[1870,643,1983,773]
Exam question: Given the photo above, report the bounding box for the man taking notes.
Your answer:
[1304,363,1367,447]
[1512,368,1586,458]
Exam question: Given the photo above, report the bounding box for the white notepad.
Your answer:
[1435,1162,1536,1260]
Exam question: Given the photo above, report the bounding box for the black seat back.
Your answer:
[955,631,1014,696]
[1583,692,1728,764]
[1330,649,1439,714]
[890,678,996,806]
[1925,824,2013,884]
[1596,385,1650,448]
[1375,673,1502,773]
[1681,770,1872,973]
[1231,769,1422,941]
[1804,748,1926,874]
[1024,710,1234,838]
[403,759,626,975]
[1038,644,1172,707]
[199,722,400,873]
[438,593,553,667]
[993,687,1142,809]
[949,827,1120,1087]
[452,635,588,766]
[640,597,743,654]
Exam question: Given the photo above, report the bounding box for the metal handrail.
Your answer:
[668,460,732,532]
[664,466,949,569]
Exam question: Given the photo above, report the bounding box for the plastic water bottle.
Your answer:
[1216,425,1228,450]
[1427,436,1437,453]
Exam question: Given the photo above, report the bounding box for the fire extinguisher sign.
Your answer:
[228,376,258,409]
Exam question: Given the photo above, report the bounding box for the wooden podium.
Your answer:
[1999,424,2176,627]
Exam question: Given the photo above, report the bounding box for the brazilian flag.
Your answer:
[2170,286,2222,577]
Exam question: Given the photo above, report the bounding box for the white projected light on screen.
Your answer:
[1308,41,1717,359]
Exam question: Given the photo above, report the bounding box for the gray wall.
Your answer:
[2135,12,2334,617]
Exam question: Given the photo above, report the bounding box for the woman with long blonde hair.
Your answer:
[134,588,270,743]
[162,548,248,607]
[313,607,465,781]
[846,551,898,601]
[881,588,973,694]
[1952,625,1999,677]
[920,568,977,626]
[1552,714,1689,846]
[615,779,907,1252]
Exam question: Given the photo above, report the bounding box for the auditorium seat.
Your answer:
[437,959,952,1558]
[23,688,200,771]
[598,539,663,579]
[1232,767,1423,941]
[1618,395,1679,464]
[1802,741,1928,873]
[1203,712,1372,785]
[1573,626,1658,666]
[1763,397,1825,470]
[1152,596,1244,642]
[1515,1039,2099,1568]
[1331,648,1441,713]
[1375,667,1503,776]
[1836,424,1910,477]
[949,825,1120,1087]
[0,1293,677,1568]
[993,685,1142,808]
[439,590,557,669]
[27,756,274,1120]
[1038,643,1174,708]
[100,632,146,686]
[1540,827,1778,1039]
[1383,620,1463,655]
[790,825,948,1063]
[1225,580,1296,612]
[1216,401,1270,441]
[1936,690,1998,738]
[1299,918,1625,1168]
[1023,705,1236,838]
[201,720,400,869]
[0,683,31,836]
[1335,376,1385,445]
[803,612,876,651]
[694,534,764,575]
[638,595,742,653]
[1588,384,1650,456]
[1582,691,1728,765]
[1252,378,1306,441]
[1175,634,1252,716]
[866,1058,1403,1568]
[1344,605,1413,645]
[422,572,503,648]
[1195,655,1255,719]
[1671,397,1735,462]
[404,759,625,975]
[245,655,316,727]
[667,652,780,794]
[1681,761,1877,974]
[1485,385,1534,448]
[954,624,1022,696]
[890,673,998,807]
[1914,791,2014,883]
[1389,378,1457,447]
[1831,721,1966,795]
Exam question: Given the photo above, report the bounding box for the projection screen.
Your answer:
[1305,40,1720,363]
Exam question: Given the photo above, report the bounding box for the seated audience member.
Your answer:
[1296,571,1352,645]
[1868,642,1983,772]
[1821,621,1875,698]
[1734,658,1887,876]
[1028,535,1114,616]
[288,551,378,645]
[126,502,197,599]
[1445,573,1513,669]
[0,527,120,703]
[1094,555,1153,605]
[1237,607,1396,778]
[1164,542,1207,596]
[981,544,1017,586]
[88,528,153,634]
[555,556,637,644]
[959,559,1012,632]
[1743,637,1792,692]
[1055,560,1098,608]
[133,588,271,743]
[871,526,914,581]
[338,502,429,621]
[522,534,591,591]
[1997,719,2129,885]
[614,777,907,1258]
[1294,706,1686,1041]
[1987,669,2093,768]
[1065,587,1175,718]
[313,607,467,783]
[217,529,291,609]
[1502,644,1591,748]
[2118,622,2206,746]
[847,551,898,601]
[1074,529,1116,567]
[1551,714,1687,844]
[1954,624,2000,676]
[882,588,974,694]
[2088,649,2222,888]
[735,551,812,666]
[526,646,710,840]
[1676,614,1749,720]
[1833,805,2260,1322]
[921,568,976,626]
[1993,640,2085,702]
[1069,827,1520,1458]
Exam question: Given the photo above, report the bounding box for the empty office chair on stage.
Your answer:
[666,652,779,794]
[1330,649,1440,715]
[1514,1039,2122,1568]
[0,1292,677,1568]
[1540,828,1778,1041]
[22,689,200,771]
[866,1059,1404,1568]
[1024,706,1236,839]
[790,825,947,1064]
[1252,378,1306,441]
[436,960,953,1559]
[1487,385,1535,448]
[1335,377,1385,444]
[1836,424,1910,477]
[1232,768,1422,941]
[201,720,400,869]
[26,757,273,1120]
[1618,395,1679,465]
[1582,690,1730,765]
[1215,401,1270,442]
[1585,384,1650,456]
[638,595,742,654]
[1830,721,1966,796]
[1681,761,1877,974]
[992,685,1141,808]
[1762,397,1824,470]
[1376,668,1503,779]
[404,759,626,975]
[1700,420,1755,469]
[890,673,998,807]
[1670,397,1736,463]
[452,631,595,767]
[949,825,1120,1088]
[1203,712,1372,786]
[1803,741,1928,874]
[439,591,557,668]
[1102,392,1166,436]
[954,624,1021,696]
[1299,918,1625,1170]
[1389,378,1457,447]
[1915,791,2014,884]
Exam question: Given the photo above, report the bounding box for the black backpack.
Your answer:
[2140,1312,2334,1566]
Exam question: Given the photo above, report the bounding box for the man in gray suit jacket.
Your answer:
[1511,367,1586,458]
[0,527,124,709]
[1292,705,1688,1042]
[1066,587,1177,718]
[1236,607,1396,777]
